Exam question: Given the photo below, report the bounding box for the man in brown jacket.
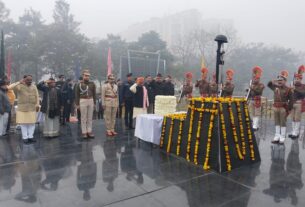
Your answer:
[268,70,293,144]
[75,70,96,139]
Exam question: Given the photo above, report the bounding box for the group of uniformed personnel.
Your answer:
[181,65,305,145]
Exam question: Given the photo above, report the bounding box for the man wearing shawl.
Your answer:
[37,78,63,138]
[130,77,149,121]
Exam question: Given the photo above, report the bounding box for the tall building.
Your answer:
[120,9,202,48]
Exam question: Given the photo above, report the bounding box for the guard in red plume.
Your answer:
[268,70,293,144]
[178,72,193,104]
[209,73,218,97]
[221,69,235,97]
[289,65,305,139]
[195,68,210,97]
[248,66,265,131]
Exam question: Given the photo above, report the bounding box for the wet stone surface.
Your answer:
[0,118,304,207]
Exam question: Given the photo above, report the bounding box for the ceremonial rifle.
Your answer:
[178,79,185,103]
[246,79,253,103]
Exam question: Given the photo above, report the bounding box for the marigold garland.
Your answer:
[176,120,184,156]
[166,118,175,153]
[203,103,217,170]
[228,103,244,160]
[194,102,205,165]
[236,101,246,156]
[220,103,232,171]
[160,118,167,148]
[186,100,195,162]
[244,103,256,161]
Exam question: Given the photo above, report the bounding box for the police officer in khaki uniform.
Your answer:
[221,69,235,97]
[75,70,96,139]
[289,65,305,139]
[101,74,119,136]
[248,66,265,130]
[195,68,210,97]
[268,70,293,144]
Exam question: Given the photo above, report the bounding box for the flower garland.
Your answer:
[203,103,217,170]
[166,118,175,153]
[194,102,205,165]
[236,101,246,156]
[244,103,256,161]
[176,120,184,156]
[228,103,244,160]
[160,118,167,148]
[220,103,232,171]
[186,100,195,162]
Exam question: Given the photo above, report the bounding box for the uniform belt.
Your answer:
[273,102,286,108]
[105,95,117,98]
[80,97,93,99]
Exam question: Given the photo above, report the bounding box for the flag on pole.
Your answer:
[0,30,4,78]
[107,47,112,76]
[201,56,206,68]
[6,48,11,80]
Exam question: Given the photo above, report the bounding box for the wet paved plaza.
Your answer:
[0,118,304,207]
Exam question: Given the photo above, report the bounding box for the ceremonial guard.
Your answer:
[209,73,218,97]
[180,72,193,101]
[221,69,235,97]
[289,65,305,139]
[101,74,119,136]
[268,70,293,144]
[195,68,210,97]
[248,66,265,130]
[75,70,96,139]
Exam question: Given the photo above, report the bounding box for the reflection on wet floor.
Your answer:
[0,119,304,207]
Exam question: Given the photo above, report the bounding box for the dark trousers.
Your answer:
[116,105,123,118]
[77,109,81,123]
[63,103,72,122]
[124,99,133,127]
[6,111,11,132]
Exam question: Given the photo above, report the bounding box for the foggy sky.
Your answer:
[4,0,305,51]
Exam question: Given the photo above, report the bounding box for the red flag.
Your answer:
[6,49,11,80]
[107,47,112,76]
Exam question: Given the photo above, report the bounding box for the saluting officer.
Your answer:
[268,70,293,144]
[289,65,305,139]
[195,67,210,97]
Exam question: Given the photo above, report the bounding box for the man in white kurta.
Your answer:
[9,75,39,144]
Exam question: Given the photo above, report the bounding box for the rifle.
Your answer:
[218,83,223,97]
[246,79,253,102]
[178,82,185,103]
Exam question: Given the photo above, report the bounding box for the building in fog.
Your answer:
[120,9,202,48]
[120,9,234,50]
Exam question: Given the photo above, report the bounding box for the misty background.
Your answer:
[0,0,304,97]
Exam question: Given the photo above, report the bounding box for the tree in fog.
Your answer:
[43,0,88,77]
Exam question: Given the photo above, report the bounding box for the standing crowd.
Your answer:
[0,69,176,143]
